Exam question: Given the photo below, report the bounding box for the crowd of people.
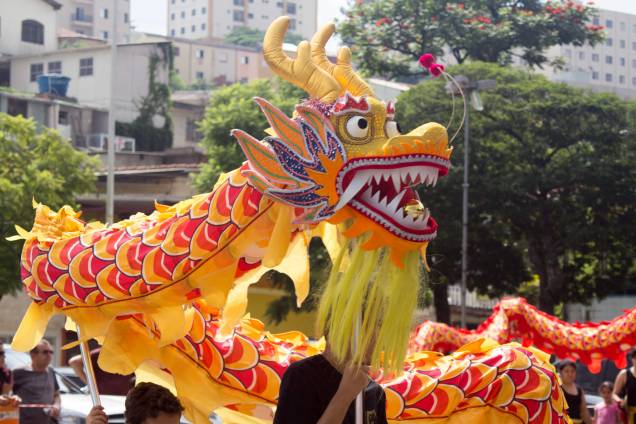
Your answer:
[4,338,636,423]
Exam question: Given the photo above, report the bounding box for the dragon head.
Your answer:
[234,17,452,265]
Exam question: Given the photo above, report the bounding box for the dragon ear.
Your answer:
[231,129,297,189]
[253,97,310,160]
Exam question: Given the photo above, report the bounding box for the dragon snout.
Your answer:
[382,123,449,156]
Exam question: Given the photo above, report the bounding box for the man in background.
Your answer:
[12,339,60,424]
[68,347,133,396]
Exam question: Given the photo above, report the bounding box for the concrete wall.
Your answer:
[56,0,132,43]
[567,295,636,322]
[0,0,59,56]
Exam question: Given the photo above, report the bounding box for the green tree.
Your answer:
[194,78,305,191]
[224,26,304,49]
[0,114,99,298]
[338,0,604,79]
[398,62,636,316]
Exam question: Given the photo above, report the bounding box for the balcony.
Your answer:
[87,134,136,153]
[70,13,93,24]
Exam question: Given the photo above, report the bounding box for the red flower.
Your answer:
[375,17,391,26]
[458,3,465,9]
[430,63,445,77]
[419,53,436,69]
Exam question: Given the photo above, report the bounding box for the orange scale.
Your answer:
[161,215,204,257]
[68,249,108,288]
[511,368,552,401]
[188,194,212,219]
[32,255,62,292]
[21,241,40,270]
[223,336,260,371]
[93,230,131,261]
[189,222,227,260]
[142,217,178,247]
[47,237,84,270]
[140,249,175,286]
[209,185,233,223]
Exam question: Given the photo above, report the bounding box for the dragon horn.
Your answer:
[310,23,374,98]
[263,17,340,103]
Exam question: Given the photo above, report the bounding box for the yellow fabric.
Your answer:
[388,406,525,424]
[628,406,636,424]
[11,302,53,352]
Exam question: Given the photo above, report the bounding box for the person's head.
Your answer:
[30,340,53,371]
[558,359,577,385]
[125,382,184,424]
[599,381,614,401]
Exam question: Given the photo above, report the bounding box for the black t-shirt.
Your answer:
[273,354,388,424]
[0,366,12,388]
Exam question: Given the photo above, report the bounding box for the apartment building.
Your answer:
[166,0,317,42]
[9,41,171,123]
[56,0,132,43]
[533,9,636,99]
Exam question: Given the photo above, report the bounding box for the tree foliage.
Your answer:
[397,62,636,316]
[194,78,305,191]
[0,113,99,298]
[338,0,604,79]
[224,26,304,49]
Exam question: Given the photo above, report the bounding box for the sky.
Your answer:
[130,0,636,37]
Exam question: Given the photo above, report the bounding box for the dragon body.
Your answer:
[412,297,636,373]
[10,17,570,423]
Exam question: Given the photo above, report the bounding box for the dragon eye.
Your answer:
[345,116,370,139]
[385,120,401,138]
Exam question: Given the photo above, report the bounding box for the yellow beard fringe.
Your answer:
[317,236,421,374]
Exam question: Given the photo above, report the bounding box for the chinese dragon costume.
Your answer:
[10,17,569,423]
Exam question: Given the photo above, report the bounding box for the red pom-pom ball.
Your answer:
[429,63,445,77]
[418,53,436,69]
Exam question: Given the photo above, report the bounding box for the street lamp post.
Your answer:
[106,1,118,224]
[446,77,496,328]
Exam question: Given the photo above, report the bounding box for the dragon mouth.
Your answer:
[336,155,450,242]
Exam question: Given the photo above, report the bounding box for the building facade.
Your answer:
[9,42,171,123]
[0,0,61,58]
[531,9,636,99]
[166,0,317,42]
[56,0,132,43]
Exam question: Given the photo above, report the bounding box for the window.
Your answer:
[174,46,180,56]
[79,57,93,76]
[287,2,296,14]
[619,75,625,84]
[30,63,43,82]
[606,37,612,47]
[289,18,296,30]
[58,110,69,125]
[196,71,204,80]
[620,21,626,30]
[633,77,636,86]
[592,53,599,62]
[233,0,244,5]
[171,0,175,3]
[276,1,283,6]
[192,9,196,16]
[48,61,61,74]
[605,55,613,64]
[181,11,185,18]
[201,23,206,30]
[620,39,626,48]
[565,49,571,58]
[606,19,613,28]
[202,7,206,14]
[241,56,249,64]
[100,8,109,19]
[593,16,600,25]
[605,73,612,82]
[633,42,636,50]
[592,71,599,80]
[186,118,201,141]
[620,57,625,66]
[171,29,176,36]
[578,51,585,60]
[21,20,44,44]
[233,10,244,21]
[124,13,129,23]
[101,31,108,39]
[247,13,253,19]
[191,25,196,32]
[633,59,636,68]
[180,27,185,34]
[171,13,175,20]
[196,49,204,59]
[218,52,228,63]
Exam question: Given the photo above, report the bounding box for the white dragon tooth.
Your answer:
[431,171,439,187]
[334,174,371,210]
[372,189,382,204]
[387,190,406,212]
[391,172,401,193]
[408,169,419,184]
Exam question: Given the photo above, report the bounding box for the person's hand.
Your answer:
[0,395,20,407]
[49,404,61,418]
[337,364,370,401]
[86,405,108,424]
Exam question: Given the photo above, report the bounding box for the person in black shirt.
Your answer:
[558,359,591,424]
[273,340,387,424]
[613,347,636,424]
